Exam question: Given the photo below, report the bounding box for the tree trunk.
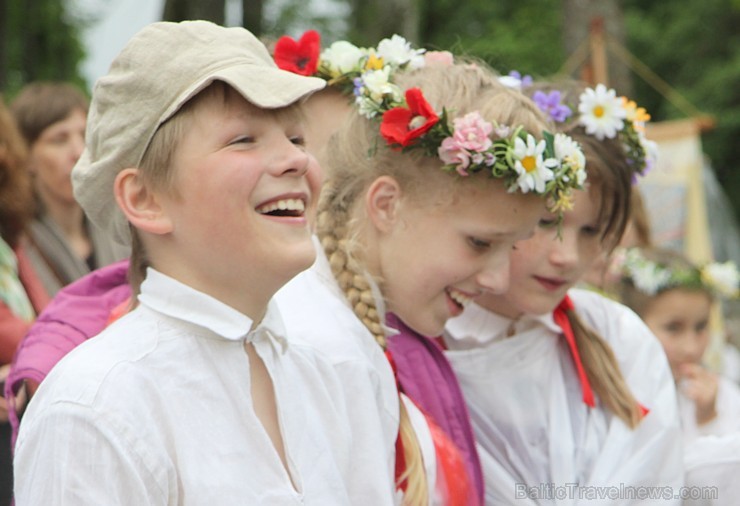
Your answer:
[0,0,6,89]
[561,0,632,96]
[349,0,421,46]
[242,0,263,36]
[162,0,225,25]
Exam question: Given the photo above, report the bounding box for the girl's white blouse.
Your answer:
[444,288,684,505]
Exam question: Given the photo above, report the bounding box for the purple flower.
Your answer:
[532,90,572,123]
[353,77,364,97]
[508,70,533,88]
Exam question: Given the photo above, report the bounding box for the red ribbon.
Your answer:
[385,350,408,492]
[552,295,596,408]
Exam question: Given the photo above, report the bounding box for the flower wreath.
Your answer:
[619,248,740,298]
[274,31,587,215]
[501,72,658,178]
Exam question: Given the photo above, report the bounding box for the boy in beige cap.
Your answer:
[13,21,363,504]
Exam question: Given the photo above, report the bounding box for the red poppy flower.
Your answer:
[380,88,439,147]
[274,30,321,76]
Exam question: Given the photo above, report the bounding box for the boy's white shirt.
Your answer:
[275,237,439,505]
[444,288,684,505]
[15,268,357,505]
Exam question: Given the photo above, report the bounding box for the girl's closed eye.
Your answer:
[468,236,491,250]
[538,217,558,229]
[289,135,306,147]
[581,223,602,237]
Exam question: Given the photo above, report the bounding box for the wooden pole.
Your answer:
[588,16,608,86]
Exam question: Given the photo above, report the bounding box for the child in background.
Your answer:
[273,33,586,505]
[617,247,740,442]
[444,83,683,504]
[14,21,373,504]
[618,248,740,506]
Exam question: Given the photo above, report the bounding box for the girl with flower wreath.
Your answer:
[272,33,586,506]
[617,247,740,444]
[617,247,740,506]
[443,81,684,505]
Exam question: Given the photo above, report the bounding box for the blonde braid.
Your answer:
[316,183,428,505]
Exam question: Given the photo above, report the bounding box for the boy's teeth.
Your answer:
[257,198,305,214]
[449,289,471,307]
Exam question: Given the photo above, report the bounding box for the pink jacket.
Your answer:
[5,259,131,447]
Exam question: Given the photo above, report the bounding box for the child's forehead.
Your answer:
[190,88,306,127]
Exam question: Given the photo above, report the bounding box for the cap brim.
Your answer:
[164,64,327,124]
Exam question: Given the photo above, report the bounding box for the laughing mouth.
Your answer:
[255,198,306,217]
[448,288,473,308]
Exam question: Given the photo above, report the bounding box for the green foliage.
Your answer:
[623,0,740,220]
[419,0,564,76]
[1,0,89,97]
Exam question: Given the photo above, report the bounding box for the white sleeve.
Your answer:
[14,402,168,505]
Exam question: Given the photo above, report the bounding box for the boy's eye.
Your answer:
[231,136,255,145]
[696,320,709,333]
[468,237,490,250]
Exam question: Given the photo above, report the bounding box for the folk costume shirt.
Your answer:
[444,288,683,506]
[275,241,401,505]
[14,268,355,505]
[275,239,461,505]
[678,374,740,444]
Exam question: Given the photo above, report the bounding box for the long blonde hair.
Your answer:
[317,62,551,504]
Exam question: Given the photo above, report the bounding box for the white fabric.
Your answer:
[15,269,357,505]
[275,240,440,505]
[444,288,684,505]
[678,375,740,444]
[683,434,740,506]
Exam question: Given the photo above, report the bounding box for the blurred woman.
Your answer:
[0,95,49,506]
[11,82,128,296]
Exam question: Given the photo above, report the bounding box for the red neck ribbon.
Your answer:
[385,350,408,492]
[552,295,596,408]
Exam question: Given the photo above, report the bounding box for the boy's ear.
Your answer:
[365,175,402,234]
[114,168,173,235]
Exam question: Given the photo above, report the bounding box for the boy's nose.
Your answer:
[274,140,310,177]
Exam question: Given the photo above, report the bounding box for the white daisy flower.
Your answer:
[376,34,425,69]
[360,67,399,103]
[512,135,556,193]
[630,263,672,295]
[578,84,627,140]
[320,41,366,77]
[702,262,740,298]
[553,133,587,185]
[498,75,523,90]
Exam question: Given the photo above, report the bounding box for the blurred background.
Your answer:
[1,0,739,255]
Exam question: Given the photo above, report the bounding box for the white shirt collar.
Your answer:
[446,301,561,348]
[138,268,288,349]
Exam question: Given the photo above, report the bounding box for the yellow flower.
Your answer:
[365,52,384,71]
[622,97,651,125]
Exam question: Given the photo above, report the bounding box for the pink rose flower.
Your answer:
[450,112,493,152]
[438,112,494,175]
[424,50,454,66]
